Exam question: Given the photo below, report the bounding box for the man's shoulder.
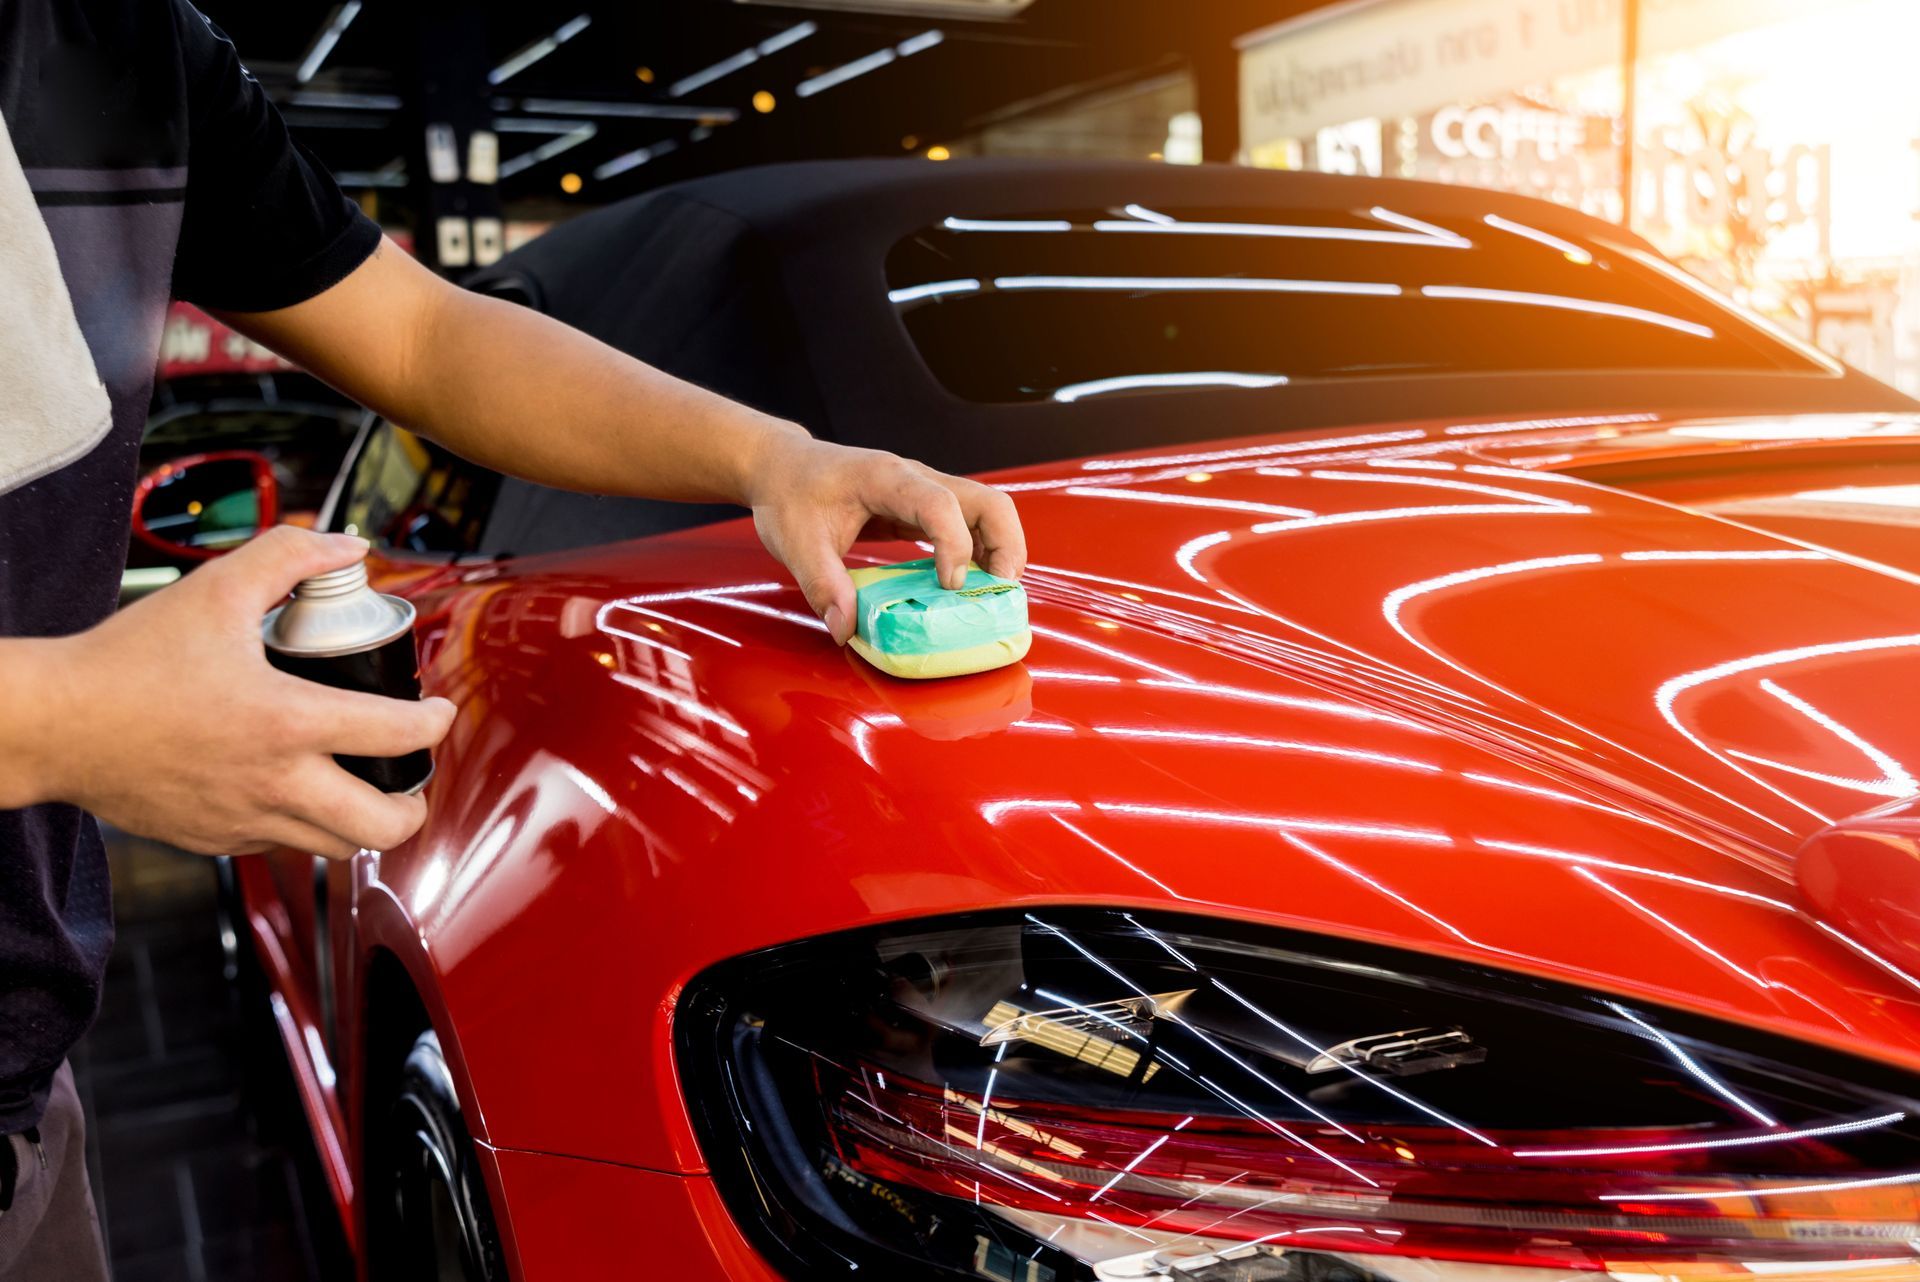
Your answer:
[4,0,190,170]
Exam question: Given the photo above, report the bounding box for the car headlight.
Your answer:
[678,909,1920,1281]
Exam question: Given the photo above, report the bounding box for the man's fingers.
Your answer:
[903,480,973,590]
[293,764,431,854]
[786,541,858,645]
[962,482,1027,582]
[256,814,360,862]
[206,524,371,615]
[300,689,457,758]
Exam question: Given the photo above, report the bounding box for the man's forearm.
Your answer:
[0,638,69,810]
[219,240,804,506]
[397,284,805,502]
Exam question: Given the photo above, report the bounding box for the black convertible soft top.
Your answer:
[462,158,1907,556]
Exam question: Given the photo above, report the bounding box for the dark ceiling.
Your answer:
[201,0,1323,218]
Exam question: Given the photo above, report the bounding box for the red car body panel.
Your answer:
[234,409,1920,1274]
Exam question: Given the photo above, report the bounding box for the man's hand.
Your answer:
[217,243,1029,648]
[2,527,454,859]
[744,433,1027,645]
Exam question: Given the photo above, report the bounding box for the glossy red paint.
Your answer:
[128,449,280,561]
[1799,796,1920,978]
[238,409,1920,1277]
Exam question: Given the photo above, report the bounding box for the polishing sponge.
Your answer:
[847,558,1031,679]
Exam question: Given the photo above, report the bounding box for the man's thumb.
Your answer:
[216,525,370,615]
[791,551,857,646]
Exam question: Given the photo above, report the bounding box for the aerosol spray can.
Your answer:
[261,563,434,795]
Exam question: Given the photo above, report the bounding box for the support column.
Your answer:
[401,1,504,274]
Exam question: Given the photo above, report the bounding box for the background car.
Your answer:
[145,159,1920,1281]
[124,327,368,602]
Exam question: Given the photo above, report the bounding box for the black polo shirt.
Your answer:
[0,0,379,1131]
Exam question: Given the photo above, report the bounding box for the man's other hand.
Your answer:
[25,527,455,859]
[745,434,1027,645]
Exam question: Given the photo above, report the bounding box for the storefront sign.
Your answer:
[1240,0,1830,148]
[157,303,291,381]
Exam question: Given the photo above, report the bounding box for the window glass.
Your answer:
[885,205,1827,404]
[334,422,497,555]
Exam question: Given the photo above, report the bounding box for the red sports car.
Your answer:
[209,160,1920,1281]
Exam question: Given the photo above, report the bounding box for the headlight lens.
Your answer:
[678,910,1920,1281]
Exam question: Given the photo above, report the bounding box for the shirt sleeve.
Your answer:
[168,0,382,312]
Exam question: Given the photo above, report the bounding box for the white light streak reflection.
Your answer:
[1209,977,1497,1147]
[1604,1000,1777,1127]
[1080,429,1427,471]
[1598,1169,1920,1203]
[561,762,616,815]
[1483,213,1593,263]
[1135,678,1428,727]
[610,672,748,736]
[1729,679,1918,799]
[1051,815,1188,900]
[1091,725,1441,773]
[1516,1111,1902,1158]
[887,278,979,304]
[1252,502,1587,537]
[943,217,1071,233]
[1090,217,1467,248]
[1421,285,1715,339]
[1653,634,1920,826]
[1064,485,1313,519]
[1575,867,1775,992]
[995,275,1403,298]
[1053,372,1288,402]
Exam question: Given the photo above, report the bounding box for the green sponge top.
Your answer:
[852,558,1028,659]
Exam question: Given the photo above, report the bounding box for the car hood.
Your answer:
[387,412,1920,1171]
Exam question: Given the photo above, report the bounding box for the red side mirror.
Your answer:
[1797,796,1920,973]
[131,450,281,562]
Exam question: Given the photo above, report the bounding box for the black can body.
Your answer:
[267,630,434,794]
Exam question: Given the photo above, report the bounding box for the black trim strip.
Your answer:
[34,187,186,207]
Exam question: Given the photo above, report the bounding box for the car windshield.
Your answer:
[885,204,1828,404]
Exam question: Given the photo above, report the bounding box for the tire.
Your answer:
[372,1029,506,1282]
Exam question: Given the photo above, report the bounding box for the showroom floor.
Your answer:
[74,833,347,1281]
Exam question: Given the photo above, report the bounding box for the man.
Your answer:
[0,2,1026,1275]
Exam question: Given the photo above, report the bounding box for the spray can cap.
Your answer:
[262,561,414,658]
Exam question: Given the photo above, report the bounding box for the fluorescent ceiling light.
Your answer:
[288,89,399,110]
[593,138,681,181]
[499,97,739,122]
[796,29,942,98]
[734,0,1031,16]
[669,22,817,97]
[496,123,595,178]
[493,118,595,134]
[296,2,362,84]
[489,14,592,86]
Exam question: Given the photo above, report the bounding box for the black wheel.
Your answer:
[372,1030,506,1282]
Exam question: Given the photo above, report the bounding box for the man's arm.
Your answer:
[215,237,1026,643]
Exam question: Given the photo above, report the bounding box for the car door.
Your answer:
[255,420,504,1076]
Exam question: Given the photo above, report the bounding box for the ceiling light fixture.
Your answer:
[489,14,592,87]
[796,29,943,98]
[592,138,681,181]
[496,123,596,179]
[669,21,817,97]
[295,1,363,84]
[496,97,739,123]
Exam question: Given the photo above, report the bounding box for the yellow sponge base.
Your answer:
[848,628,1032,679]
